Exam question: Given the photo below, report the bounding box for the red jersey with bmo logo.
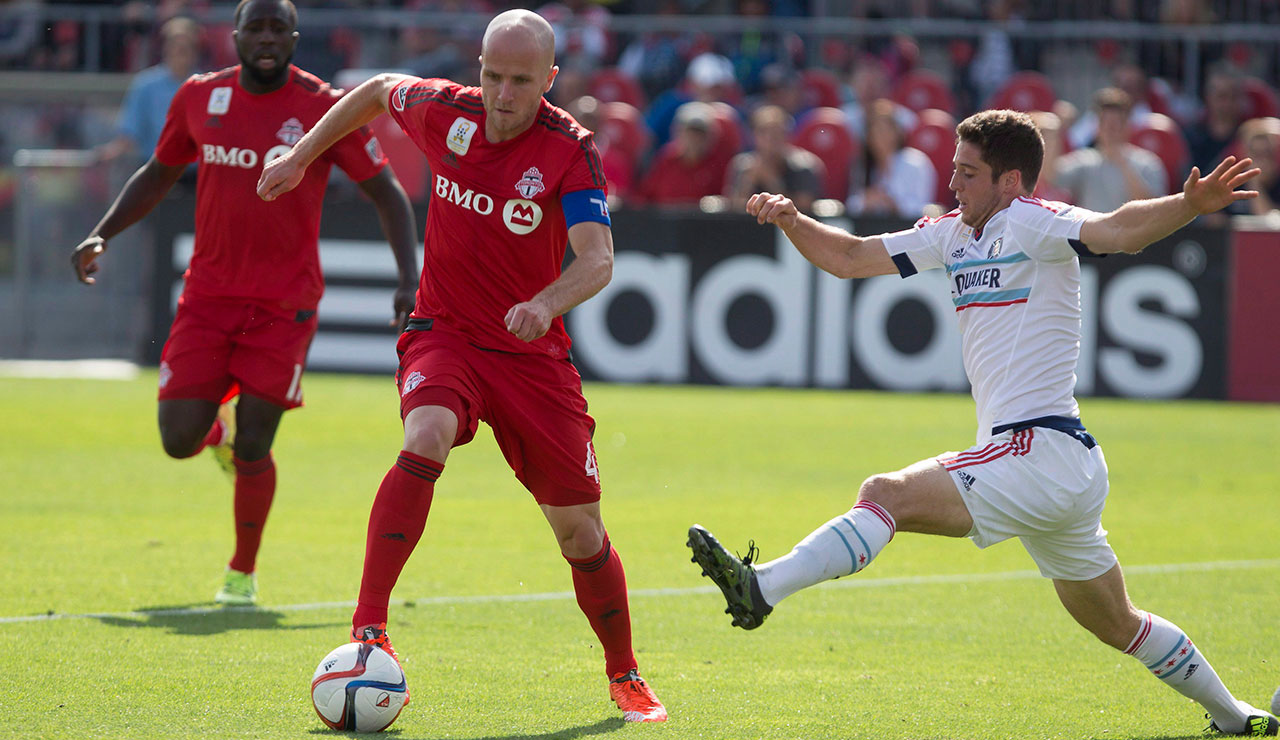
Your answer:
[387,78,608,358]
[155,65,387,309]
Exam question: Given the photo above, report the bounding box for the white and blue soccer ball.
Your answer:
[1271,684,1280,718]
[311,642,408,732]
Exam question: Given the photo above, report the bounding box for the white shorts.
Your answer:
[939,426,1117,581]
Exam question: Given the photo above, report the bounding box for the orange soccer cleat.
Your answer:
[351,622,409,705]
[608,669,668,722]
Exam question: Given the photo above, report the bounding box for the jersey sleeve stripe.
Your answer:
[579,136,606,188]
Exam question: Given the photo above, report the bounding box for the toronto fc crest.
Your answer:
[515,167,546,198]
[276,117,305,145]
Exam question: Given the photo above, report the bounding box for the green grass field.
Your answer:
[1,372,1277,740]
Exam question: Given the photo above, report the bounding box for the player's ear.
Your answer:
[545,65,559,93]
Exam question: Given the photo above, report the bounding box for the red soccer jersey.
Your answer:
[387,78,608,358]
[155,65,387,309]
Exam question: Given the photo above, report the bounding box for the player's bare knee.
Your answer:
[858,473,905,516]
[554,516,605,559]
[159,432,202,459]
[401,424,451,462]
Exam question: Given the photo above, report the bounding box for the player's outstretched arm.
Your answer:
[257,73,413,202]
[357,169,419,329]
[745,191,897,279]
[71,156,186,284]
[1078,155,1260,255]
[505,221,613,343]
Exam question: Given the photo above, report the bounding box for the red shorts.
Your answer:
[395,321,602,506]
[158,292,319,409]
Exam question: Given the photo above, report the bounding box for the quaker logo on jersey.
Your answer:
[987,237,1003,259]
[446,117,478,156]
[401,370,425,396]
[276,117,305,146]
[503,199,544,235]
[207,87,231,115]
[515,167,546,198]
[391,85,407,112]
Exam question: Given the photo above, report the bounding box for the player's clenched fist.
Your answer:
[505,300,553,342]
[257,153,306,202]
[746,191,799,229]
[71,235,107,285]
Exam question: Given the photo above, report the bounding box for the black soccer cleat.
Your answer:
[686,524,773,630]
[1206,713,1279,737]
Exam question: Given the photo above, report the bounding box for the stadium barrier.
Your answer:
[141,194,1265,402]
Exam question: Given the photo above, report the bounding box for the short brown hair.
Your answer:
[956,109,1044,192]
[1092,86,1133,114]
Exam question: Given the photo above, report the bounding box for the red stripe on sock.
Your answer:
[854,500,897,540]
[1124,612,1152,655]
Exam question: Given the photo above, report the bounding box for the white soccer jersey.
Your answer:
[881,196,1099,443]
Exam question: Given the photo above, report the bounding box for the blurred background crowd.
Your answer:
[3,0,1280,224]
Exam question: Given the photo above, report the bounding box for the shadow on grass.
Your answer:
[95,604,344,635]
[307,716,626,740]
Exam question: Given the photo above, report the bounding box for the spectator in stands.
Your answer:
[725,105,824,214]
[841,55,916,141]
[847,98,935,218]
[566,95,636,203]
[1029,110,1073,202]
[537,0,610,70]
[1230,117,1280,215]
[1184,66,1246,175]
[752,63,807,118]
[636,101,728,209]
[646,51,738,149]
[1055,88,1167,212]
[97,17,201,165]
[398,25,465,82]
[1068,63,1157,149]
[968,0,1019,107]
[616,0,688,102]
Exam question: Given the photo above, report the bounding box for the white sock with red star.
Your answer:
[1124,610,1253,732]
[756,500,895,607]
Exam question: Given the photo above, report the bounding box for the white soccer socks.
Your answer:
[756,500,896,606]
[1124,610,1254,732]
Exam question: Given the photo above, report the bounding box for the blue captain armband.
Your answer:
[562,188,611,228]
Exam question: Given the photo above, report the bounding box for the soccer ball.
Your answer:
[1271,684,1280,717]
[311,643,408,732]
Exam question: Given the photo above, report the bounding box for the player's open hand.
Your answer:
[505,300,552,342]
[71,235,106,285]
[746,192,799,229]
[257,153,307,202]
[1183,155,1261,215]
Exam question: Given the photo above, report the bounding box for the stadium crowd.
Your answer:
[6,0,1280,219]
